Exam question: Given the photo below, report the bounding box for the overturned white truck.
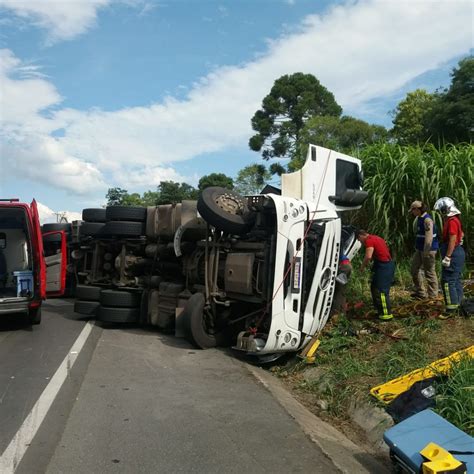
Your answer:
[73,145,367,359]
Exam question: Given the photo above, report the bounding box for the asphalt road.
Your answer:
[0,299,360,473]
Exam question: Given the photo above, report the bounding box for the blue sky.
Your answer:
[0,0,472,222]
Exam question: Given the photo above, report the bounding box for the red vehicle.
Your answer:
[0,199,67,324]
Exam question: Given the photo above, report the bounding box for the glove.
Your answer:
[336,273,348,285]
[442,256,451,268]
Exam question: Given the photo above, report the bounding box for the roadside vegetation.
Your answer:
[275,265,473,434]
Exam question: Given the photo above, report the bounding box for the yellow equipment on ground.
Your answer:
[420,443,466,474]
[298,335,321,364]
[370,345,474,403]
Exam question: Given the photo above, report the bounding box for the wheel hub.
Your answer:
[214,193,244,215]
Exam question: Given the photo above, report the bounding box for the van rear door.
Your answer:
[42,230,67,297]
[30,199,46,299]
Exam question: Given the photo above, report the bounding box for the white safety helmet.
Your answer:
[434,197,461,217]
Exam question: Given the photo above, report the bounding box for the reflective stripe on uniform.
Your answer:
[444,283,452,305]
[381,293,389,315]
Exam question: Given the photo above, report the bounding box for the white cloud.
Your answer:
[52,0,471,167]
[0,49,107,194]
[0,0,472,199]
[37,202,82,224]
[0,0,112,43]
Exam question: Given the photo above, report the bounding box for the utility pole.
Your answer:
[54,212,68,223]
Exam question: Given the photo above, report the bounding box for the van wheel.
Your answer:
[29,307,42,325]
[183,293,216,349]
[197,187,254,235]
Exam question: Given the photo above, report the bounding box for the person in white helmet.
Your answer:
[434,197,465,319]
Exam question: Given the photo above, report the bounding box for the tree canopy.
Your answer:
[106,187,129,206]
[198,173,234,191]
[156,181,198,204]
[234,164,271,195]
[391,89,435,145]
[391,58,473,145]
[290,115,387,170]
[427,57,474,144]
[106,181,198,206]
[249,73,342,162]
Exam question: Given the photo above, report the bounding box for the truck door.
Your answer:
[42,230,67,297]
[30,199,46,299]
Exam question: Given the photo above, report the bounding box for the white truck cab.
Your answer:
[228,145,367,356]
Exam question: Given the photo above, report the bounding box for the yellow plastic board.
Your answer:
[421,443,465,474]
[370,345,474,404]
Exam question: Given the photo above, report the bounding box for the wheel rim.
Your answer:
[214,193,245,215]
[202,308,216,336]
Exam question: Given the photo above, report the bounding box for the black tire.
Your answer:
[183,293,216,349]
[42,233,62,243]
[80,222,105,237]
[106,206,146,222]
[98,306,139,323]
[74,300,100,316]
[29,307,41,325]
[75,284,102,301]
[82,208,106,223]
[101,221,145,237]
[42,223,71,233]
[100,289,141,308]
[197,187,254,235]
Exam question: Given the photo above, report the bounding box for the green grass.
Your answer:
[279,255,474,432]
[435,356,474,435]
[286,312,473,430]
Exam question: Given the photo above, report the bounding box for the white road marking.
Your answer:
[0,321,95,473]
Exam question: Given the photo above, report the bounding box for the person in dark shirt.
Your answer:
[356,229,395,320]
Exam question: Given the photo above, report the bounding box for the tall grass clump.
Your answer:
[355,143,473,257]
[435,356,474,435]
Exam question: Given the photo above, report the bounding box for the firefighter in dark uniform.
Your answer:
[356,229,395,321]
[409,200,439,299]
[434,197,465,319]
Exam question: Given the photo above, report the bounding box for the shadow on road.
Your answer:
[0,313,33,332]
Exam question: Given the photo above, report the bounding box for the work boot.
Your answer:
[438,311,458,320]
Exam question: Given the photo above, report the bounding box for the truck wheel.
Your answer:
[100,290,141,307]
[75,285,102,301]
[74,300,100,316]
[98,306,139,323]
[101,221,145,237]
[42,233,62,243]
[183,293,216,349]
[197,187,254,235]
[79,222,105,237]
[29,307,42,325]
[82,208,106,222]
[105,206,146,222]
